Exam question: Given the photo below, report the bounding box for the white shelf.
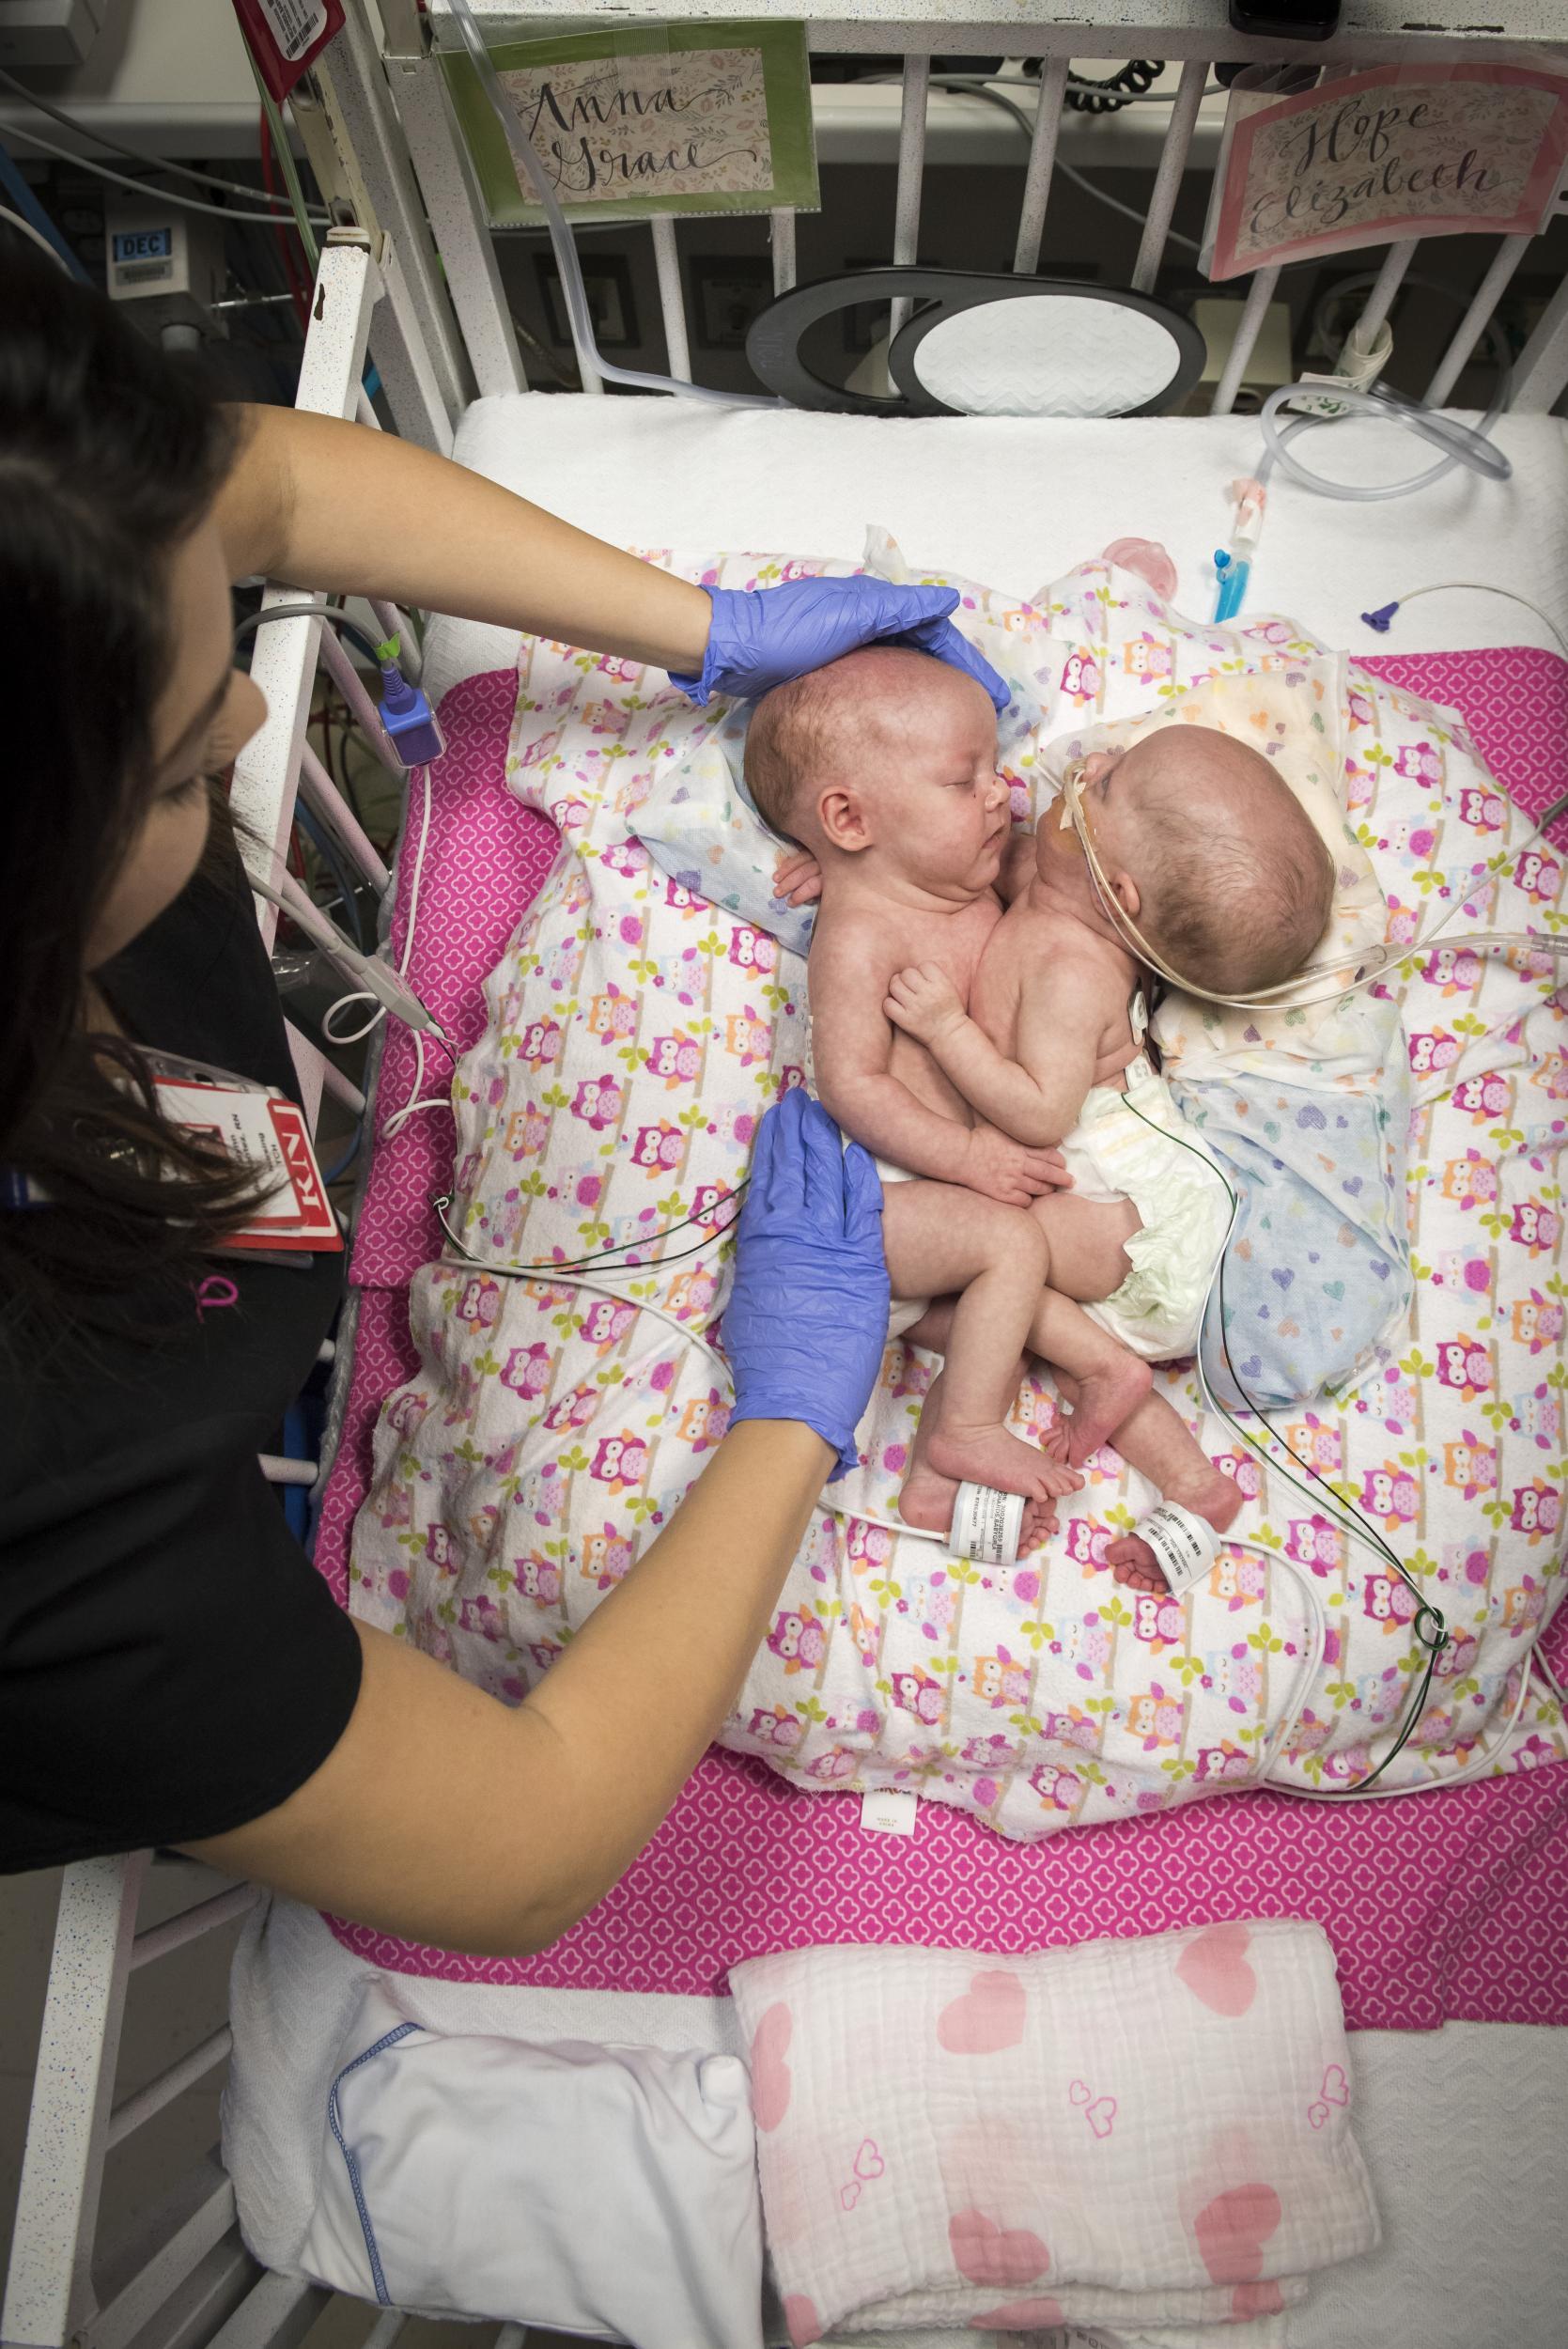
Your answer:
[0,0,267,155]
[424,0,1568,58]
[0,24,1222,173]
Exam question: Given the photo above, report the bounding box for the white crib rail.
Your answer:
[1012,55,1067,277]
[227,228,413,981]
[309,2,472,444]
[398,0,1568,417]
[0,1858,289,2349]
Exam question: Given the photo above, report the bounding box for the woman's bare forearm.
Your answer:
[217,405,713,670]
[518,1420,831,1936]
[183,1421,832,1954]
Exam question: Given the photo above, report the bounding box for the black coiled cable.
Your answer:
[1062,59,1166,115]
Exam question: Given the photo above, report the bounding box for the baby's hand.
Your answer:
[772,848,822,907]
[885,962,966,1045]
[964,1127,1071,1206]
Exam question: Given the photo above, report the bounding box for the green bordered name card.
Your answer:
[441,19,819,226]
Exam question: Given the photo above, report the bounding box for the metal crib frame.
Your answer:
[383,0,1568,415]
[7,7,1568,2349]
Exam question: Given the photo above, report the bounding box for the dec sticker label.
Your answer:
[256,0,329,63]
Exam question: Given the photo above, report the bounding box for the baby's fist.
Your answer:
[965,1128,1069,1206]
[772,848,822,907]
[885,962,964,1043]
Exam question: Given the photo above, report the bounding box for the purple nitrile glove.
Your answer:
[721,1088,890,1480]
[670,575,1009,713]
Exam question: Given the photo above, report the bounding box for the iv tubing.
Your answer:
[445,0,774,409]
[1256,375,1511,505]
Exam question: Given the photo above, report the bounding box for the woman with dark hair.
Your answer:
[0,241,1003,1951]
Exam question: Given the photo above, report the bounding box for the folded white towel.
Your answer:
[730,1921,1378,2345]
[297,1980,765,2348]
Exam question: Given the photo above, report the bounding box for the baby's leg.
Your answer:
[899,1360,1060,1551]
[1055,1372,1242,1594]
[882,1182,1080,1514]
[1023,1192,1154,1465]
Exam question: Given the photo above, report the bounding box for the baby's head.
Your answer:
[1060,724,1335,995]
[745,646,1008,896]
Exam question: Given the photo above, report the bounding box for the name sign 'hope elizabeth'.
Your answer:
[1208,61,1568,280]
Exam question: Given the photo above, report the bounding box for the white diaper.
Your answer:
[1061,1057,1234,1361]
[873,1155,932,1340]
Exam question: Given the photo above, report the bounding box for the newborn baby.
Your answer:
[755,646,1335,1580]
[888,711,1336,1585]
[747,646,1136,1546]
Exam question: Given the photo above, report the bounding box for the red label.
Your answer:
[229,0,346,104]
[151,1074,343,1253]
[266,1097,338,1242]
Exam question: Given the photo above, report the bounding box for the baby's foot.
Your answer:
[1062,1353,1153,1467]
[924,1421,1083,1503]
[897,1457,960,1536]
[1104,1537,1170,1595]
[897,1463,1057,1552]
[1106,1459,1245,1594]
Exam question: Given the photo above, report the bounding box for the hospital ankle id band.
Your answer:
[1134,1501,1220,1595]
[952,1483,1024,1567]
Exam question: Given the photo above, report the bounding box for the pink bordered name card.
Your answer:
[1205,60,1568,282]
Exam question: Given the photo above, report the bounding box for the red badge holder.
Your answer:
[145,1051,343,1255]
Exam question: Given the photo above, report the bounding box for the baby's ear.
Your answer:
[818,783,870,854]
[1111,870,1142,924]
[1079,751,1114,785]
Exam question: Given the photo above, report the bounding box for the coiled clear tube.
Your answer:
[1256,374,1512,503]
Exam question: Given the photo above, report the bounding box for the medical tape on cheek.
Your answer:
[1133,1500,1220,1596]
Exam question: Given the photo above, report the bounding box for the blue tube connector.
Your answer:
[1361,602,1400,633]
[378,664,445,767]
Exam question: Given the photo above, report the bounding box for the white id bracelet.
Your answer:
[1132,1500,1220,1595]
[951,1483,1025,1567]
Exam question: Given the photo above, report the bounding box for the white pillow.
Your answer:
[631,532,1059,948]
[633,699,817,958]
[300,1980,765,2348]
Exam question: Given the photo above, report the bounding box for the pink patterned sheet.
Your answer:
[316,652,1568,2032]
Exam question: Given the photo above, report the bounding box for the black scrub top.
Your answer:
[0,846,362,1871]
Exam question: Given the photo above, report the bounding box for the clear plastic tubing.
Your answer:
[1256,374,1512,503]
[445,0,775,409]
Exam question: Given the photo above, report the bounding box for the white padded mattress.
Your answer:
[424,397,1568,703]
[227,1900,1568,2348]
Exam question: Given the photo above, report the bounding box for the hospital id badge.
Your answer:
[143,1050,343,1253]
